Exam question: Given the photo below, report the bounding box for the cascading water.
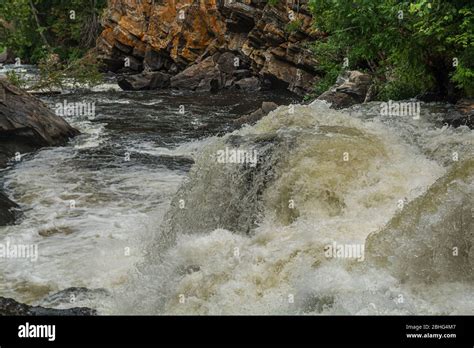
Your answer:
[113,100,473,315]
[0,85,472,315]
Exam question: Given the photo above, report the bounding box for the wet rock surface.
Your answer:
[118,71,172,90]
[448,98,474,128]
[0,78,79,226]
[234,101,279,125]
[317,70,373,109]
[367,159,474,283]
[0,191,19,226]
[0,78,80,168]
[0,297,96,316]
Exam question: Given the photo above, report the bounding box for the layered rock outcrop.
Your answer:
[97,0,320,95]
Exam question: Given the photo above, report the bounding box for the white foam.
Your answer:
[114,102,473,315]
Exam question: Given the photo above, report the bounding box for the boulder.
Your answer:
[450,98,473,128]
[0,78,79,225]
[167,52,261,92]
[234,101,279,126]
[217,52,238,74]
[149,72,172,89]
[0,78,79,168]
[0,297,96,315]
[170,56,223,92]
[0,192,18,226]
[234,77,261,91]
[317,71,373,109]
[118,71,171,91]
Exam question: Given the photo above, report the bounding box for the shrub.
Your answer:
[308,0,474,99]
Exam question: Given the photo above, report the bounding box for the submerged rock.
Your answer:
[161,132,284,241]
[0,191,19,226]
[234,101,279,126]
[445,98,474,128]
[0,297,96,316]
[366,159,474,283]
[118,71,171,90]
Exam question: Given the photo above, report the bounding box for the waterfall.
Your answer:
[119,100,472,315]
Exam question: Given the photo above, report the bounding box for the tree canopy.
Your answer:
[0,0,106,64]
[309,0,474,99]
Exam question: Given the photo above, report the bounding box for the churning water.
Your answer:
[0,86,472,314]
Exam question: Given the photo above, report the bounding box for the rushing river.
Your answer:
[0,74,472,314]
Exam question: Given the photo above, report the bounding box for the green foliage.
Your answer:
[0,0,106,64]
[309,0,474,99]
[311,40,343,95]
[33,53,103,92]
[451,47,474,96]
[5,70,26,89]
[4,54,102,92]
[285,19,303,33]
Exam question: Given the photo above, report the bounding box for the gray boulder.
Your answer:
[170,56,223,92]
[0,78,79,225]
[234,77,261,91]
[317,70,372,109]
[118,71,171,90]
[0,297,96,315]
[234,101,279,126]
[0,78,79,168]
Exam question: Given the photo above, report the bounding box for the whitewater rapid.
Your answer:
[0,92,472,315]
[115,100,473,315]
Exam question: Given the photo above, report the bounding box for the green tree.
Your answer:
[309,0,474,99]
[0,0,106,64]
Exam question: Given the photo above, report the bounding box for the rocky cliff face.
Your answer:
[97,0,320,95]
